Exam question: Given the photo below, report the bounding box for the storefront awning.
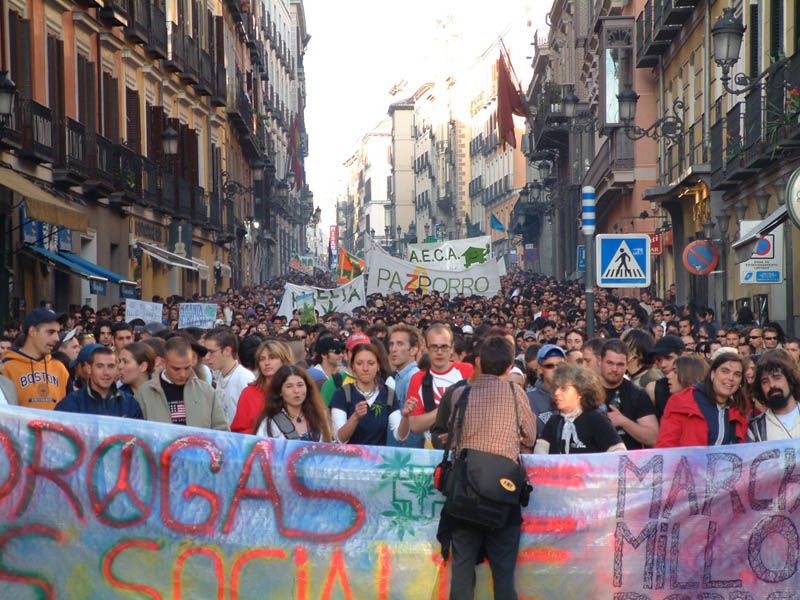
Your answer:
[23,244,109,290]
[137,240,207,276]
[731,205,788,264]
[1,166,88,232]
[60,251,137,286]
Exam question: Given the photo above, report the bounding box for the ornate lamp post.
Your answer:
[617,85,686,143]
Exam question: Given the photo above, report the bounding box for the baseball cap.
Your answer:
[711,346,740,362]
[462,325,475,334]
[59,327,78,344]
[345,333,370,352]
[537,344,566,364]
[24,308,65,331]
[316,336,345,355]
[650,335,685,357]
[73,343,104,366]
[523,331,537,341]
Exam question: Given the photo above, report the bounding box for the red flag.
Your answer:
[497,50,527,149]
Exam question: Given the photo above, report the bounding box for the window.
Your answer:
[770,0,783,61]
[599,17,634,127]
[749,2,760,76]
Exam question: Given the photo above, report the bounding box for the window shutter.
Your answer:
[86,64,96,134]
[215,15,225,64]
[770,0,783,60]
[10,12,32,99]
[103,73,120,141]
[747,4,761,77]
[126,88,141,152]
[207,10,214,53]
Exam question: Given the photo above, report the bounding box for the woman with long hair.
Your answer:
[534,363,625,454]
[330,342,412,445]
[666,355,709,396]
[117,342,157,395]
[656,352,749,448]
[254,365,332,442]
[232,340,295,434]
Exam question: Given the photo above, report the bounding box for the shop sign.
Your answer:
[134,219,166,244]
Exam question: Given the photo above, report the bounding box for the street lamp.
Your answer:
[716,211,731,239]
[755,190,770,219]
[734,199,748,222]
[251,158,266,182]
[702,217,716,241]
[0,72,16,118]
[618,84,686,143]
[162,126,179,156]
[561,89,580,119]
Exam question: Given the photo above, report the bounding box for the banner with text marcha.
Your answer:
[277,275,366,319]
[367,252,502,297]
[0,405,798,599]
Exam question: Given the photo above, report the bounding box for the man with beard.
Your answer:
[749,350,800,441]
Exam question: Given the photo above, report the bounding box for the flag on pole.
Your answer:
[496,49,527,149]
[337,248,366,284]
[490,213,507,232]
[327,237,335,270]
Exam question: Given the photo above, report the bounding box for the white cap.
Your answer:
[462,325,475,334]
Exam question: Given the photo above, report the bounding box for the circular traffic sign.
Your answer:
[754,237,772,256]
[682,240,719,276]
[787,167,800,230]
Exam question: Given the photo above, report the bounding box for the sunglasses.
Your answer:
[541,363,559,370]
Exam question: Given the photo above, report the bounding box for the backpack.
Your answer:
[343,383,395,415]
[332,372,345,389]
[270,412,301,440]
[421,371,437,412]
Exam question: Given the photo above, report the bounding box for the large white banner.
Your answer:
[277,276,367,319]
[367,252,502,297]
[406,235,492,270]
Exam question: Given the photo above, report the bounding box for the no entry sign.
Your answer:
[682,240,719,275]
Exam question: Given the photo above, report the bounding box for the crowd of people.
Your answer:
[3,269,800,599]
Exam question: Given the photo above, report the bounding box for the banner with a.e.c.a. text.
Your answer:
[1,404,800,599]
[406,235,493,270]
[276,275,365,319]
[367,251,502,297]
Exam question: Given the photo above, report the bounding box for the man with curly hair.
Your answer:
[749,350,800,441]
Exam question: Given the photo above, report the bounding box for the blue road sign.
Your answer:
[577,245,586,273]
[596,234,651,288]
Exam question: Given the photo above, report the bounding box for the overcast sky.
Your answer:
[302,0,549,232]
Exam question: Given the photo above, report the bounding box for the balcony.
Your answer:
[165,23,185,74]
[581,129,634,192]
[192,186,207,225]
[196,49,214,96]
[19,100,55,163]
[531,97,568,152]
[181,35,199,84]
[227,80,259,158]
[53,118,88,187]
[209,191,222,230]
[0,103,22,149]
[709,105,725,190]
[123,0,149,44]
[223,0,243,23]
[662,115,708,186]
[142,158,158,206]
[144,3,168,59]
[211,64,226,107]
[98,0,128,28]
[224,200,235,240]
[636,0,698,68]
[177,177,192,219]
[112,144,143,205]
[159,171,176,213]
[84,132,117,196]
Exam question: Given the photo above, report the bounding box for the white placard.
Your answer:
[739,220,784,285]
[178,303,219,329]
[124,299,164,324]
[367,252,502,297]
[277,276,367,319]
[406,235,493,271]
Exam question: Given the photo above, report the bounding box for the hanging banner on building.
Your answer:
[124,298,164,324]
[177,303,219,329]
[739,220,784,284]
[277,275,366,319]
[367,252,502,297]
[329,225,339,257]
[406,235,493,270]
[1,405,799,599]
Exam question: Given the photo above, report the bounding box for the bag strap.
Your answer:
[271,412,301,440]
[344,384,352,408]
[442,385,471,465]
[510,382,521,439]
[421,370,436,412]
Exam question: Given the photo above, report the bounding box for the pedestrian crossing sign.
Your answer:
[596,234,651,288]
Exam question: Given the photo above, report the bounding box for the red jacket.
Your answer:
[656,386,748,448]
[231,383,267,434]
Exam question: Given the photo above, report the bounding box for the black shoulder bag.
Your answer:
[434,384,530,530]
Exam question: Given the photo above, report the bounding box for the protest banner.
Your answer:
[406,235,493,270]
[1,405,798,599]
[288,257,313,275]
[124,298,163,324]
[337,248,365,283]
[367,252,502,297]
[364,234,391,272]
[177,303,218,329]
[276,275,366,319]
